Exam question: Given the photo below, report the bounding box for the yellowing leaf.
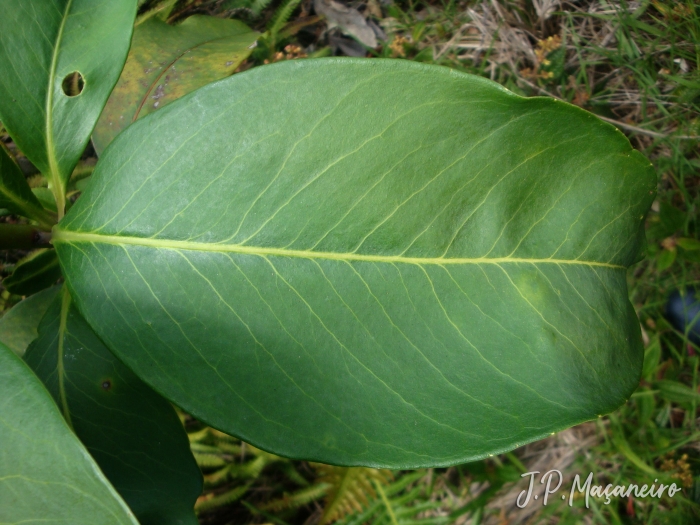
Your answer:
[92,15,258,154]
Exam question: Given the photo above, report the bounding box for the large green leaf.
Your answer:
[23,287,202,525]
[0,0,137,215]
[0,143,55,227]
[0,285,60,356]
[54,59,656,468]
[0,341,138,523]
[92,15,259,154]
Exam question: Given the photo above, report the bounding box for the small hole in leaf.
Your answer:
[101,380,112,391]
[62,71,84,97]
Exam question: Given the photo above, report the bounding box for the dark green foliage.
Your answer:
[24,288,202,525]
[1,0,699,523]
[0,342,138,523]
[4,249,61,296]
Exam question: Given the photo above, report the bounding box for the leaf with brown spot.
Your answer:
[24,287,202,525]
[92,15,258,154]
[0,341,138,524]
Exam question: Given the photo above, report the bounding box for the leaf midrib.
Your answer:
[45,0,74,219]
[52,230,625,269]
[57,286,74,430]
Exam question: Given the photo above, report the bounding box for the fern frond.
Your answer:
[193,452,227,468]
[195,482,251,514]
[314,464,393,524]
[187,427,209,443]
[259,482,331,512]
[190,442,224,454]
[338,491,439,525]
[267,0,303,38]
[374,479,399,525]
[213,441,242,455]
[250,0,275,16]
[280,461,310,486]
[203,465,231,488]
[229,450,282,479]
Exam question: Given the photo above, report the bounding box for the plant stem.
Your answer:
[0,224,52,250]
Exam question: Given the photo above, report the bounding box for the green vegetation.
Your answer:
[54,56,654,470]
[1,0,699,524]
[0,341,139,524]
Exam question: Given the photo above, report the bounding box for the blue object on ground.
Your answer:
[665,288,700,345]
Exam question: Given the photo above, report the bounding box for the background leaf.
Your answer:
[92,15,258,154]
[0,0,137,214]
[3,248,62,296]
[32,186,58,212]
[55,59,656,468]
[0,143,55,226]
[656,380,700,405]
[24,287,203,525]
[641,336,661,380]
[0,285,60,356]
[677,237,700,251]
[657,247,676,270]
[0,341,138,524]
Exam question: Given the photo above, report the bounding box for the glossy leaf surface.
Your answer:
[0,144,55,226]
[0,285,59,356]
[24,288,202,525]
[0,0,137,213]
[4,248,62,296]
[92,15,258,154]
[55,59,656,467]
[0,341,138,524]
